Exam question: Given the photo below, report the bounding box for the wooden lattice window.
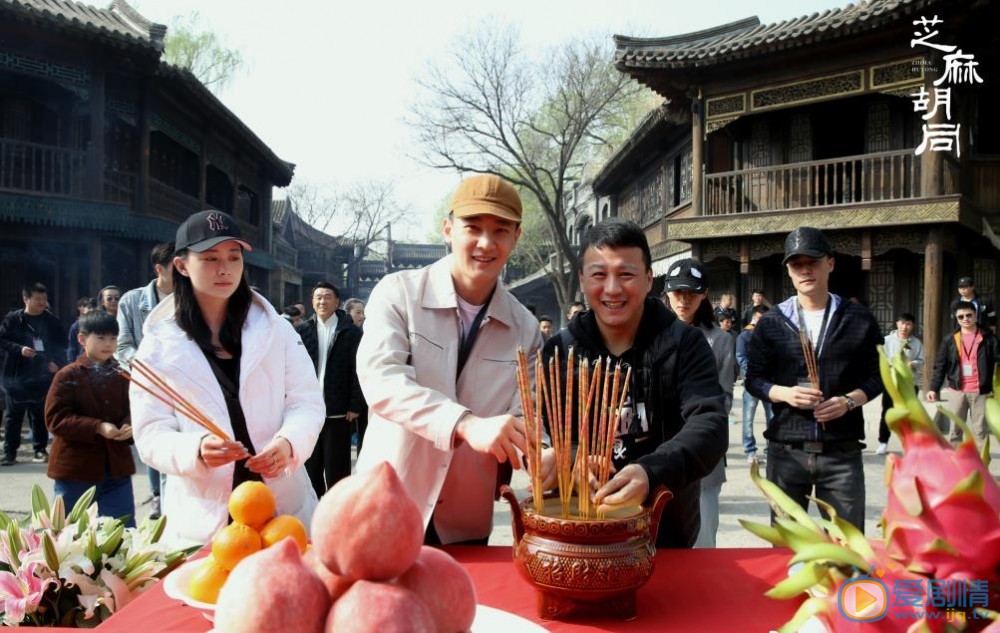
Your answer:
[788,114,812,163]
[869,260,895,335]
[866,101,892,153]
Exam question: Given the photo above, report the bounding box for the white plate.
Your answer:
[162,557,217,613]
[473,605,547,632]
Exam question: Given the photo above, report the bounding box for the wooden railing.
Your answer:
[149,177,203,220]
[0,138,86,197]
[704,149,922,215]
[103,169,135,206]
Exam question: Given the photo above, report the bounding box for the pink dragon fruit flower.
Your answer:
[0,561,58,625]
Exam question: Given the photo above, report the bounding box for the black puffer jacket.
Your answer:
[542,297,728,548]
[295,311,363,416]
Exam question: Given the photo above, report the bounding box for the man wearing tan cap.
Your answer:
[355,174,544,545]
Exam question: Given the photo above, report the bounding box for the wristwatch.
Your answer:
[842,395,857,412]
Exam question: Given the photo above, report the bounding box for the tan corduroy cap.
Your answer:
[450,175,522,222]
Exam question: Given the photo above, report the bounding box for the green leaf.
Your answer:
[30,484,50,521]
[750,461,824,534]
[5,527,21,570]
[100,524,125,558]
[987,397,1000,441]
[50,495,66,533]
[789,543,871,572]
[85,529,102,568]
[67,487,97,524]
[0,512,10,531]
[43,533,60,572]
[951,470,984,496]
[738,519,788,547]
[777,596,828,633]
[150,515,166,545]
[774,517,828,550]
[878,347,903,407]
[983,435,992,467]
[765,561,828,600]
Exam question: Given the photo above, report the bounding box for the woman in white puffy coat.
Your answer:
[130,211,324,546]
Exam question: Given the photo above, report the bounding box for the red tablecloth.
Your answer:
[98,547,802,632]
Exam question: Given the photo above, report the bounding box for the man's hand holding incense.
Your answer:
[536,447,558,490]
[455,414,527,468]
[246,437,294,479]
[771,385,823,409]
[199,435,251,468]
[814,396,848,424]
[593,464,648,513]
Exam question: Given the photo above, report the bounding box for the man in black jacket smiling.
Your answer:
[542,219,727,548]
[927,300,998,445]
[746,227,882,531]
[295,282,363,496]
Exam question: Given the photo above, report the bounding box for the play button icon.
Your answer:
[839,578,888,622]
[855,586,877,612]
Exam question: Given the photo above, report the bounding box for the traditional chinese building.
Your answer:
[270,198,352,306]
[601,0,999,377]
[0,0,292,321]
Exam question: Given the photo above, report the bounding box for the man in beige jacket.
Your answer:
[355,175,544,545]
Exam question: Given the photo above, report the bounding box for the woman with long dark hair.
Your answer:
[663,258,735,549]
[130,211,324,546]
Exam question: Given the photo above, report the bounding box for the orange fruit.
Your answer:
[188,556,230,604]
[212,522,263,571]
[259,515,308,553]
[229,481,276,528]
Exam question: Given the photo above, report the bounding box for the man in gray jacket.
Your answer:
[116,241,173,518]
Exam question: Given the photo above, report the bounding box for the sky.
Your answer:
[135,0,846,240]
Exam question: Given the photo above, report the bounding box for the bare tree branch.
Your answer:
[408,24,648,311]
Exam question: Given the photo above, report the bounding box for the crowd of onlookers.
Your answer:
[0,189,997,550]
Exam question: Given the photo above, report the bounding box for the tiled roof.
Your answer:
[157,64,295,186]
[614,0,941,70]
[0,0,165,51]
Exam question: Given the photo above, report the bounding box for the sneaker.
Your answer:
[746,453,757,464]
[32,450,48,463]
[876,443,888,455]
[0,455,14,467]
[149,496,161,520]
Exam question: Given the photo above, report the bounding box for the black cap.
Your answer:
[175,210,252,253]
[957,276,974,288]
[664,258,708,293]
[783,227,831,265]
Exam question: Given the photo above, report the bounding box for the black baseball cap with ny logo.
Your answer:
[175,210,253,253]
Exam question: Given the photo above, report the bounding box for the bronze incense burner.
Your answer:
[500,486,672,621]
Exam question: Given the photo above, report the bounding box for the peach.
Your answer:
[397,546,477,633]
[311,462,423,581]
[326,581,435,633]
[215,538,329,633]
[303,549,354,601]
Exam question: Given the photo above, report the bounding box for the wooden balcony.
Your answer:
[0,138,86,198]
[149,177,202,220]
[704,150,922,216]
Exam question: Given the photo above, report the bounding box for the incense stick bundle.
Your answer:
[799,331,824,430]
[120,359,229,440]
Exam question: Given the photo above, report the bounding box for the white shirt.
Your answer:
[316,314,339,388]
[456,295,483,342]
[801,307,826,349]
